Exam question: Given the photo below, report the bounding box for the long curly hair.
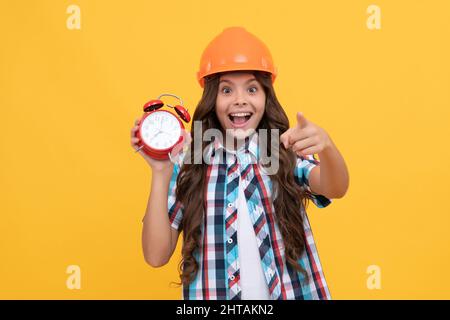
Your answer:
[173,70,316,287]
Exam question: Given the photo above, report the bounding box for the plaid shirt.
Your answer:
[167,133,332,300]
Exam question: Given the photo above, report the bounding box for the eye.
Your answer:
[221,87,231,94]
[248,86,258,93]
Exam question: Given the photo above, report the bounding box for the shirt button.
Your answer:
[268,269,274,277]
[227,238,233,244]
[227,203,233,208]
[230,275,235,281]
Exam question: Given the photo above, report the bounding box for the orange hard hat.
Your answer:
[196,27,277,88]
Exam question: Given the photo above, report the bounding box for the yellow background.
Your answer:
[1,0,449,299]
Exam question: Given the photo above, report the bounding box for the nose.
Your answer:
[233,88,248,107]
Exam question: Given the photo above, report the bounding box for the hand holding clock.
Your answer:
[130,118,190,172]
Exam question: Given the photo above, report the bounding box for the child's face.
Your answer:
[215,71,266,139]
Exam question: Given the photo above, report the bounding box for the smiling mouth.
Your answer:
[228,112,253,126]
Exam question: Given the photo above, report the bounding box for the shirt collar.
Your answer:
[206,131,259,163]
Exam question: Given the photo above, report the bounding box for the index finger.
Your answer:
[130,125,139,138]
[288,128,309,145]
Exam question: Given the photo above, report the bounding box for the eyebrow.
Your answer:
[219,78,257,85]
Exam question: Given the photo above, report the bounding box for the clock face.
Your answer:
[140,111,182,150]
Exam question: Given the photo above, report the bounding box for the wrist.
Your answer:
[320,133,334,157]
[151,164,173,179]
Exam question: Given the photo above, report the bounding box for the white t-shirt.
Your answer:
[237,179,271,300]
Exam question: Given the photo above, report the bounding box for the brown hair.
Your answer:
[173,71,316,286]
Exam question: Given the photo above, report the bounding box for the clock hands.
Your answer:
[146,118,177,149]
[149,129,162,140]
[150,129,170,144]
[159,128,173,135]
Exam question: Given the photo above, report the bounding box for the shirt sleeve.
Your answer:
[294,154,332,208]
[167,161,184,230]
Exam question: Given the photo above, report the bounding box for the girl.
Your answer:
[131,27,349,300]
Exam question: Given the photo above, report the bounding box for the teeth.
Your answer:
[230,112,252,117]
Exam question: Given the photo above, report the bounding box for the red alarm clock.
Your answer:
[135,93,191,160]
